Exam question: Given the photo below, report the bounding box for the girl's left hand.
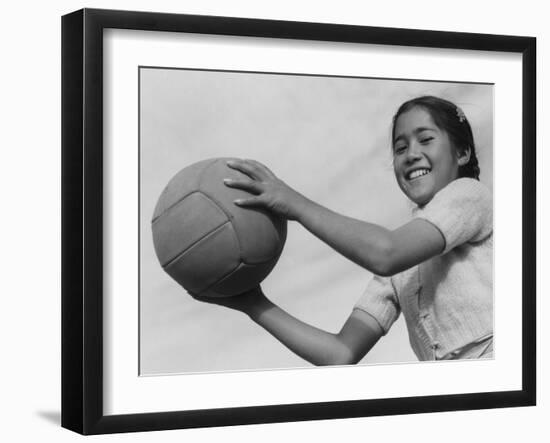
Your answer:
[189,286,268,316]
[224,159,308,221]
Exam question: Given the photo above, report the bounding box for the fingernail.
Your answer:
[223,178,232,183]
[234,199,243,205]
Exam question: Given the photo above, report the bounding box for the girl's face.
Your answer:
[392,107,464,206]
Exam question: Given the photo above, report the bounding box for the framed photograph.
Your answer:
[62,8,536,435]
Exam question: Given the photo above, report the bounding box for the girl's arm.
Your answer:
[293,201,444,276]
[193,288,383,366]
[225,159,444,276]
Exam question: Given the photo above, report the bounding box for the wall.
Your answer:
[0,1,546,442]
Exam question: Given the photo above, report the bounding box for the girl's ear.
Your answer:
[457,146,472,166]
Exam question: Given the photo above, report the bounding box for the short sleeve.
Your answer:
[414,178,493,254]
[353,275,400,335]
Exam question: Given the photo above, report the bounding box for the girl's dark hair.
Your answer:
[391,96,480,180]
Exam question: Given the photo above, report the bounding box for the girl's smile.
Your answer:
[392,107,469,206]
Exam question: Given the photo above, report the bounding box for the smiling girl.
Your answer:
[194,95,493,364]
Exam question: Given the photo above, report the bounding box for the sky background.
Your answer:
[139,68,493,375]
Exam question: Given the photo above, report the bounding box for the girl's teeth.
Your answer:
[409,169,429,179]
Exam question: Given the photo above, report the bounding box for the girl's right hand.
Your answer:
[223,159,309,221]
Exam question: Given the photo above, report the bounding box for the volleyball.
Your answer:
[152,158,287,297]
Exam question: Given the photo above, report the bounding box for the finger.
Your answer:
[233,196,265,207]
[227,159,274,180]
[223,178,263,194]
[188,292,208,302]
[243,159,277,179]
[242,285,263,297]
[226,159,257,179]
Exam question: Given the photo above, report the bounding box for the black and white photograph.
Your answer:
[2,0,548,440]
[56,6,538,436]
[140,68,494,375]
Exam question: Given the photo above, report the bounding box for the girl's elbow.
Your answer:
[316,346,361,367]
[365,240,398,277]
[373,260,397,277]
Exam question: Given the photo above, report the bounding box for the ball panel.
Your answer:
[199,158,286,263]
[152,192,228,266]
[163,222,240,295]
[238,215,287,265]
[208,261,281,297]
[152,158,215,221]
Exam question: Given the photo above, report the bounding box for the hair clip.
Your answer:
[456,106,466,123]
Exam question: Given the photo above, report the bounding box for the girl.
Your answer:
[194,95,493,364]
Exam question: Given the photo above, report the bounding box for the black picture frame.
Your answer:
[61,8,536,435]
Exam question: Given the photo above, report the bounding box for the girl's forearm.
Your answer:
[242,296,358,366]
[293,197,395,276]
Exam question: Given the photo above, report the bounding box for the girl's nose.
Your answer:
[406,143,423,162]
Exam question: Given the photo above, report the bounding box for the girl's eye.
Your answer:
[394,145,407,154]
[420,136,434,144]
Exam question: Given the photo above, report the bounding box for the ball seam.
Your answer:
[151,190,199,224]
[161,220,231,269]
[199,158,244,261]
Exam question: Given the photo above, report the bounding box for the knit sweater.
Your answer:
[354,178,493,361]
